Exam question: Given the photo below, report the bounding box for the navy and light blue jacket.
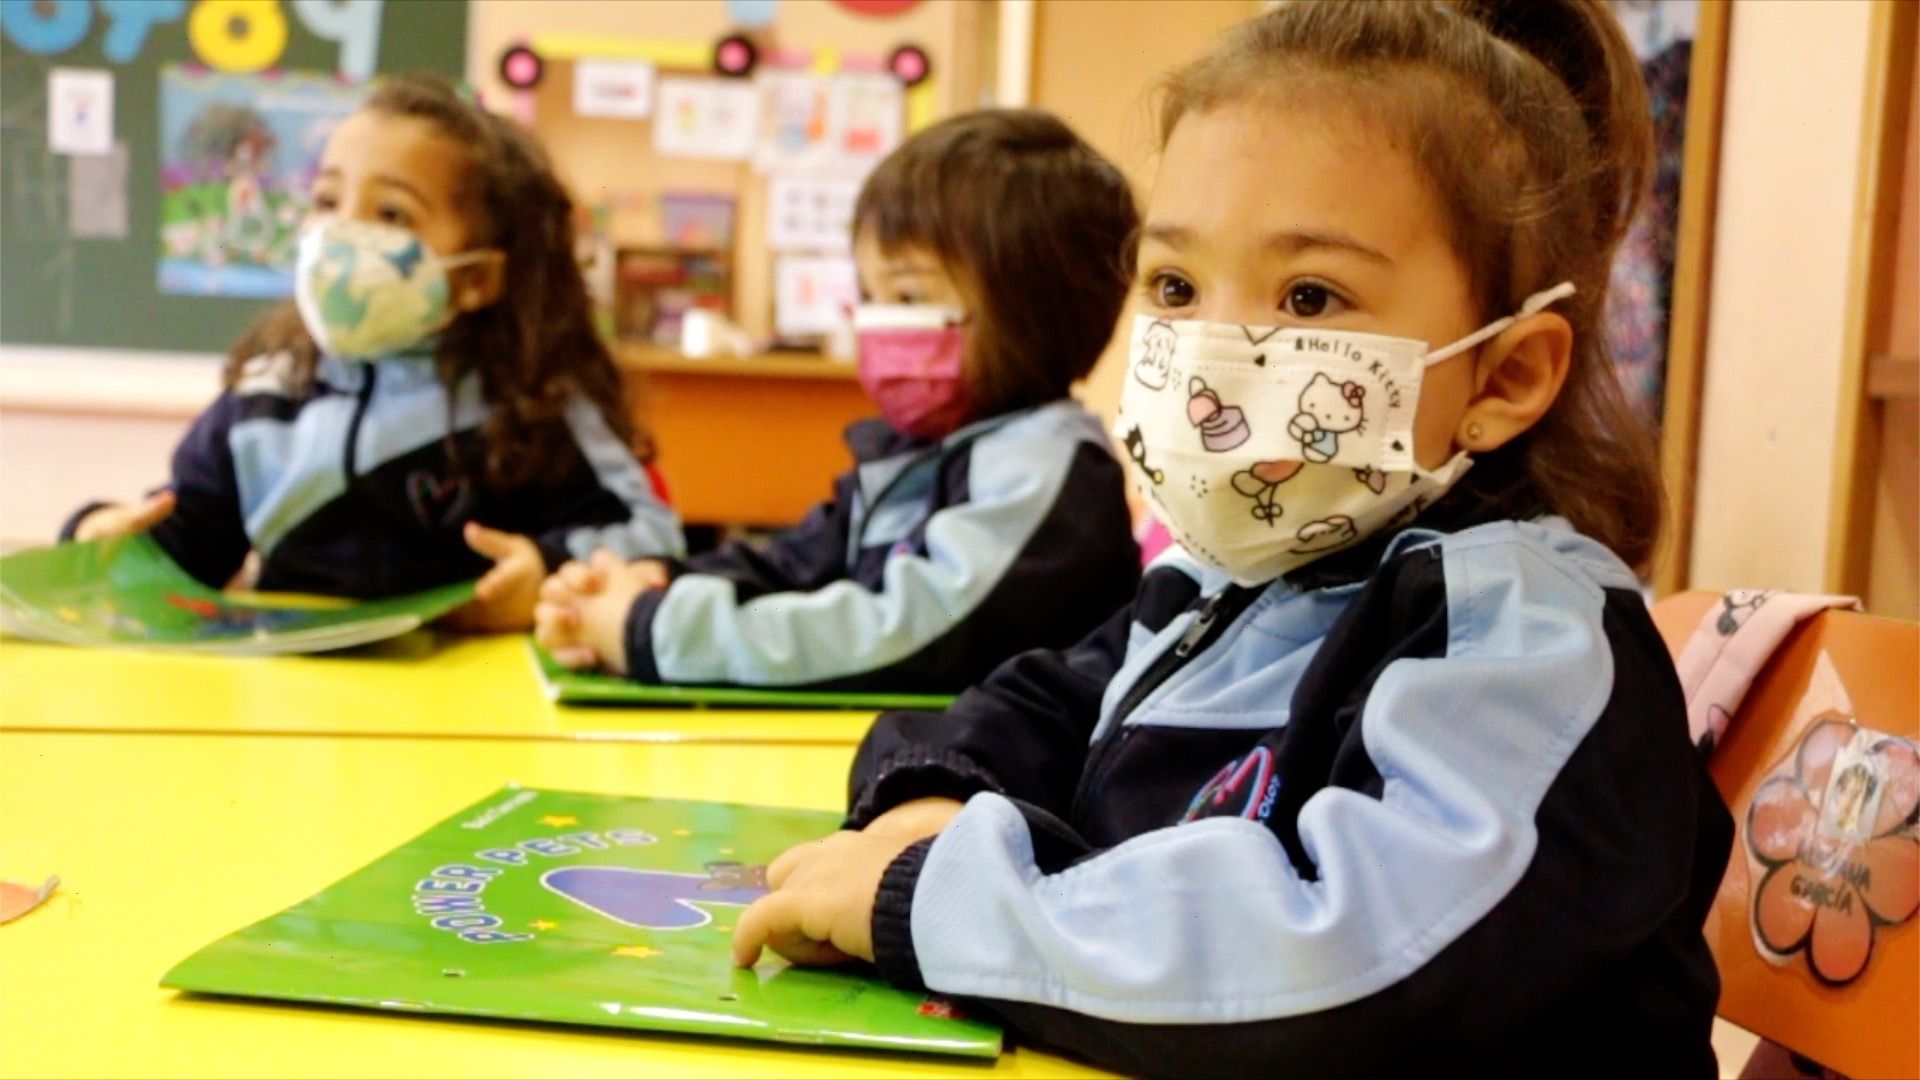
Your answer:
[66,349,683,597]
[623,399,1140,691]
[851,461,1733,1076]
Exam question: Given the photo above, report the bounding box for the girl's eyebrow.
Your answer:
[1263,229,1392,265]
[370,174,432,206]
[1143,222,1391,265]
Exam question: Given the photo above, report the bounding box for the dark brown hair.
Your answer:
[1159,0,1662,568]
[225,74,637,487]
[854,109,1139,419]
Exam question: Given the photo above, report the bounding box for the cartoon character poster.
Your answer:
[157,67,366,298]
[162,787,1001,1057]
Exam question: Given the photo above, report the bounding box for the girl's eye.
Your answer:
[312,193,338,212]
[1149,272,1196,309]
[1282,282,1345,318]
[377,205,411,227]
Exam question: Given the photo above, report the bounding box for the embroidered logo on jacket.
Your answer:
[1181,745,1280,823]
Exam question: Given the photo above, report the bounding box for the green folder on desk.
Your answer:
[163,786,1001,1059]
[529,642,957,711]
[0,535,474,655]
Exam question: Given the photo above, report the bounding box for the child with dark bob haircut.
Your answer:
[538,109,1144,692]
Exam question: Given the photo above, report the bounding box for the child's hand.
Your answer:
[862,796,966,842]
[72,491,176,542]
[533,551,666,672]
[442,523,543,633]
[731,828,924,969]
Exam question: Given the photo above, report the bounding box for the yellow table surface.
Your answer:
[0,730,1102,1078]
[0,636,877,746]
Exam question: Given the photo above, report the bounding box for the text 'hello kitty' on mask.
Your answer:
[1117,283,1575,585]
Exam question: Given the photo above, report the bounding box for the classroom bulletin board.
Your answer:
[0,0,467,353]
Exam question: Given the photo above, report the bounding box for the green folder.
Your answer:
[530,641,958,711]
[163,786,1000,1058]
[0,534,474,655]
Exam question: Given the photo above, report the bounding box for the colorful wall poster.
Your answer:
[156,66,366,298]
[162,786,1000,1058]
[653,77,760,162]
[832,73,903,163]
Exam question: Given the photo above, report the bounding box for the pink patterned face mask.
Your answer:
[852,304,972,440]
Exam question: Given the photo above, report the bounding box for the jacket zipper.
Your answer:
[1069,584,1262,822]
[341,365,377,479]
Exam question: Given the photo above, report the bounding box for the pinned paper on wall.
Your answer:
[774,254,859,339]
[47,68,114,155]
[767,173,860,252]
[68,142,129,239]
[573,59,655,119]
[834,74,903,162]
[653,77,760,161]
[755,71,836,170]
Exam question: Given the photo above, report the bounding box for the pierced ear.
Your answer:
[453,251,507,313]
[1457,311,1572,451]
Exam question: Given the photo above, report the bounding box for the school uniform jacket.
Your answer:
[64,348,683,597]
[622,400,1140,691]
[850,464,1733,1077]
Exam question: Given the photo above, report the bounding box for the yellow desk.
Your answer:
[0,731,1101,1078]
[0,636,879,746]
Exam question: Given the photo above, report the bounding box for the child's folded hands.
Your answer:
[534,551,668,672]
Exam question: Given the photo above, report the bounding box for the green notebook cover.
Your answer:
[0,534,474,655]
[163,786,1000,1058]
[529,641,958,712]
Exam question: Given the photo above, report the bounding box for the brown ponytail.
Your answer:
[1158,0,1663,569]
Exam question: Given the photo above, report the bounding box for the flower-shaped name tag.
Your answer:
[1746,713,1920,985]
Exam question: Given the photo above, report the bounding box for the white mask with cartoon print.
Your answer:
[1116,283,1575,585]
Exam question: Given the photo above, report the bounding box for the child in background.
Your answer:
[65,77,681,631]
[730,2,1733,1074]
[535,110,1141,691]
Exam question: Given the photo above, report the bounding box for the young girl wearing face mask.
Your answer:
[534,110,1141,691]
[63,77,682,631]
[729,3,1734,1074]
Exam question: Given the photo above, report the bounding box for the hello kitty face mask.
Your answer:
[1116,283,1574,585]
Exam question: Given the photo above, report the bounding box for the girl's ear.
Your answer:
[452,250,507,313]
[1456,311,1572,451]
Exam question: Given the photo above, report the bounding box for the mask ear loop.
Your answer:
[1424,281,1577,365]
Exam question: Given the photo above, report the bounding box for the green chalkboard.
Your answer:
[0,0,466,353]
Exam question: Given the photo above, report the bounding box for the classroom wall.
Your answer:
[1030,0,1264,427]
[1688,0,1879,596]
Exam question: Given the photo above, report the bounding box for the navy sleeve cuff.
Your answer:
[622,583,671,683]
[58,501,111,542]
[872,836,934,991]
[846,746,1002,830]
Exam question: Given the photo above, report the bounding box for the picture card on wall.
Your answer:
[47,68,114,155]
[774,254,859,339]
[833,74,903,162]
[766,173,860,252]
[755,71,837,170]
[653,77,760,161]
[573,59,655,120]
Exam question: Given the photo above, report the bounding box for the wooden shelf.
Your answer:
[615,344,859,382]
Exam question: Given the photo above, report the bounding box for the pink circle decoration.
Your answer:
[888,43,931,86]
[498,45,543,90]
[712,34,758,78]
[834,0,922,15]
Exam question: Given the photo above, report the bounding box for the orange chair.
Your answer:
[1651,593,1919,1080]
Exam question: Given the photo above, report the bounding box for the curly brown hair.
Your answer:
[1159,0,1662,569]
[225,74,637,488]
